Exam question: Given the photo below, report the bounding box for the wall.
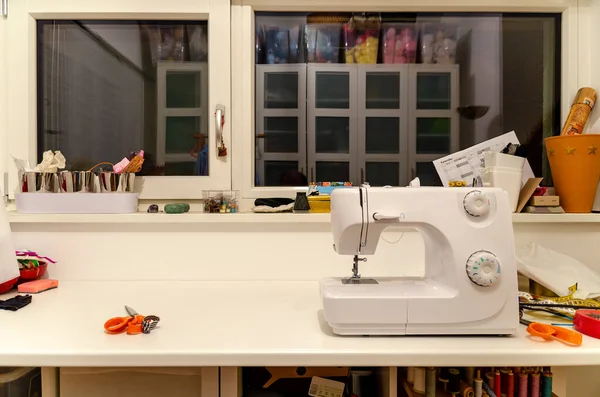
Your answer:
[11,222,600,283]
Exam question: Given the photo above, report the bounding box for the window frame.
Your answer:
[232,0,580,200]
[5,0,231,200]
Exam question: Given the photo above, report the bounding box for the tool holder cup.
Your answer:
[545,134,600,212]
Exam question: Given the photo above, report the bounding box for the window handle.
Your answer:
[215,105,227,157]
[1,0,7,18]
[310,167,314,183]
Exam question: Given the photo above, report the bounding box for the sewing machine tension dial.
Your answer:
[466,251,501,287]
[463,190,491,217]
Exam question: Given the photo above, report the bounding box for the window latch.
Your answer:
[215,104,227,157]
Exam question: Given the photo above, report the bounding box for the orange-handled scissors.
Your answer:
[526,322,582,347]
[104,305,158,335]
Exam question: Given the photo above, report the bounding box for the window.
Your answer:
[252,12,561,188]
[6,0,231,199]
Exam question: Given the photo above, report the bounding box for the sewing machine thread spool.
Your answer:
[425,367,436,397]
[448,368,461,394]
[474,370,483,397]
[407,367,415,384]
[530,372,540,397]
[413,367,426,394]
[507,371,514,397]
[541,371,552,397]
[500,368,509,395]
[465,367,475,386]
[485,371,495,389]
[494,371,501,397]
[518,371,527,397]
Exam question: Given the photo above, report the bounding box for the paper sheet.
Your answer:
[433,131,535,187]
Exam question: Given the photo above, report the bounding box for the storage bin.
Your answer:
[308,195,331,213]
[0,367,41,397]
[60,367,207,397]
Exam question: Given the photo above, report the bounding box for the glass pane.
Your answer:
[166,117,200,154]
[416,162,442,186]
[366,162,400,186]
[263,117,298,153]
[316,72,349,109]
[417,118,451,154]
[263,161,300,186]
[366,72,400,109]
[316,117,349,153]
[366,117,400,154]
[38,21,208,176]
[417,73,451,110]
[264,72,299,109]
[167,71,201,108]
[164,162,196,176]
[316,162,349,182]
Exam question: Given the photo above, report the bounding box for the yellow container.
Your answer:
[308,196,331,213]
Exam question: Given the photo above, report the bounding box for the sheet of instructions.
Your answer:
[433,131,535,187]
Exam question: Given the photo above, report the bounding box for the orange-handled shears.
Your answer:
[104,305,159,335]
[526,322,582,347]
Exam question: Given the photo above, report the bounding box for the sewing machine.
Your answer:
[320,187,518,336]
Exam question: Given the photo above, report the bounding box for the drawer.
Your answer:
[60,367,218,397]
[220,367,397,397]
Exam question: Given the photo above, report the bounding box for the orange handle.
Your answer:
[104,316,131,334]
[527,323,582,346]
[126,315,146,335]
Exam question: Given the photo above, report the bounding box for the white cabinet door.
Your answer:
[6,0,231,199]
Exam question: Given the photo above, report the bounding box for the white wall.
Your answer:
[10,222,600,283]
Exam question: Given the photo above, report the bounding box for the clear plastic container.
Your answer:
[0,367,41,397]
[203,190,240,213]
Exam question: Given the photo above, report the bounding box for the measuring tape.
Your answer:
[574,310,600,339]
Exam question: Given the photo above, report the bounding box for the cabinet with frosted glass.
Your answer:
[255,65,307,186]
[255,63,458,186]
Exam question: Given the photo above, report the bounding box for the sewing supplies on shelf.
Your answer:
[203,190,239,213]
[320,187,518,336]
[104,305,160,335]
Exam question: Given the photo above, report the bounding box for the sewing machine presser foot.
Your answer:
[342,255,378,285]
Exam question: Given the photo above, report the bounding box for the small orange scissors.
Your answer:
[526,322,582,347]
[104,305,160,335]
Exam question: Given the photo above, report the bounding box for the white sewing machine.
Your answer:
[320,187,518,336]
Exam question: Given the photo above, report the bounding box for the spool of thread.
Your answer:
[500,368,509,395]
[482,381,498,397]
[518,371,528,397]
[474,370,483,397]
[507,371,514,397]
[413,367,426,394]
[485,371,495,389]
[448,368,461,394]
[560,87,597,135]
[426,367,436,397]
[408,367,415,384]
[440,367,450,382]
[460,380,475,397]
[530,372,540,397]
[465,367,475,387]
[542,371,553,397]
[494,371,501,397]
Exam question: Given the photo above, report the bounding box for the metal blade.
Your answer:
[124,305,139,316]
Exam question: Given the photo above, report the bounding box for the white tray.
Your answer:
[15,193,139,214]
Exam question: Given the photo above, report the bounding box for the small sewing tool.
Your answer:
[526,322,582,346]
[104,305,160,335]
[474,370,483,397]
[573,309,600,339]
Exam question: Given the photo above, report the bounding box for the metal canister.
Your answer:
[561,87,597,135]
[348,370,373,397]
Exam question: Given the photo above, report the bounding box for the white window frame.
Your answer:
[0,16,6,199]
[232,0,581,200]
[5,0,231,200]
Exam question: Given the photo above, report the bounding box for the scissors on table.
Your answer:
[525,321,582,347]
[104,305,160,335]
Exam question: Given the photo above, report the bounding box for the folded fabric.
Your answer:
[253,198,294,208]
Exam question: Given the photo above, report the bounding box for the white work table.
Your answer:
[1,280,600,368]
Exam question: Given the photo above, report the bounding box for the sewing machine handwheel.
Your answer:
[463,190,491,217]
[466,251,501,287]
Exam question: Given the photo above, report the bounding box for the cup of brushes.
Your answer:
[545,87,600,213]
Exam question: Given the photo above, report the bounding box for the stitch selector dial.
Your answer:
[466,251,501,287]
[463,190,490,217]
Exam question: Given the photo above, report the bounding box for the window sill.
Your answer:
[5,210,600,224]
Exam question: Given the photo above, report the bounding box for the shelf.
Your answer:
[6,210,600,225]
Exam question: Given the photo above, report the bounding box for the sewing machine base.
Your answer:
[320,277,518,336]
[342,278,379,284]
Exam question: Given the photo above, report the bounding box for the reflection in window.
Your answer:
[38,21,209,176]
[254,13,560,186]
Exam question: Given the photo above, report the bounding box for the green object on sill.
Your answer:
[165,203,190,214]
